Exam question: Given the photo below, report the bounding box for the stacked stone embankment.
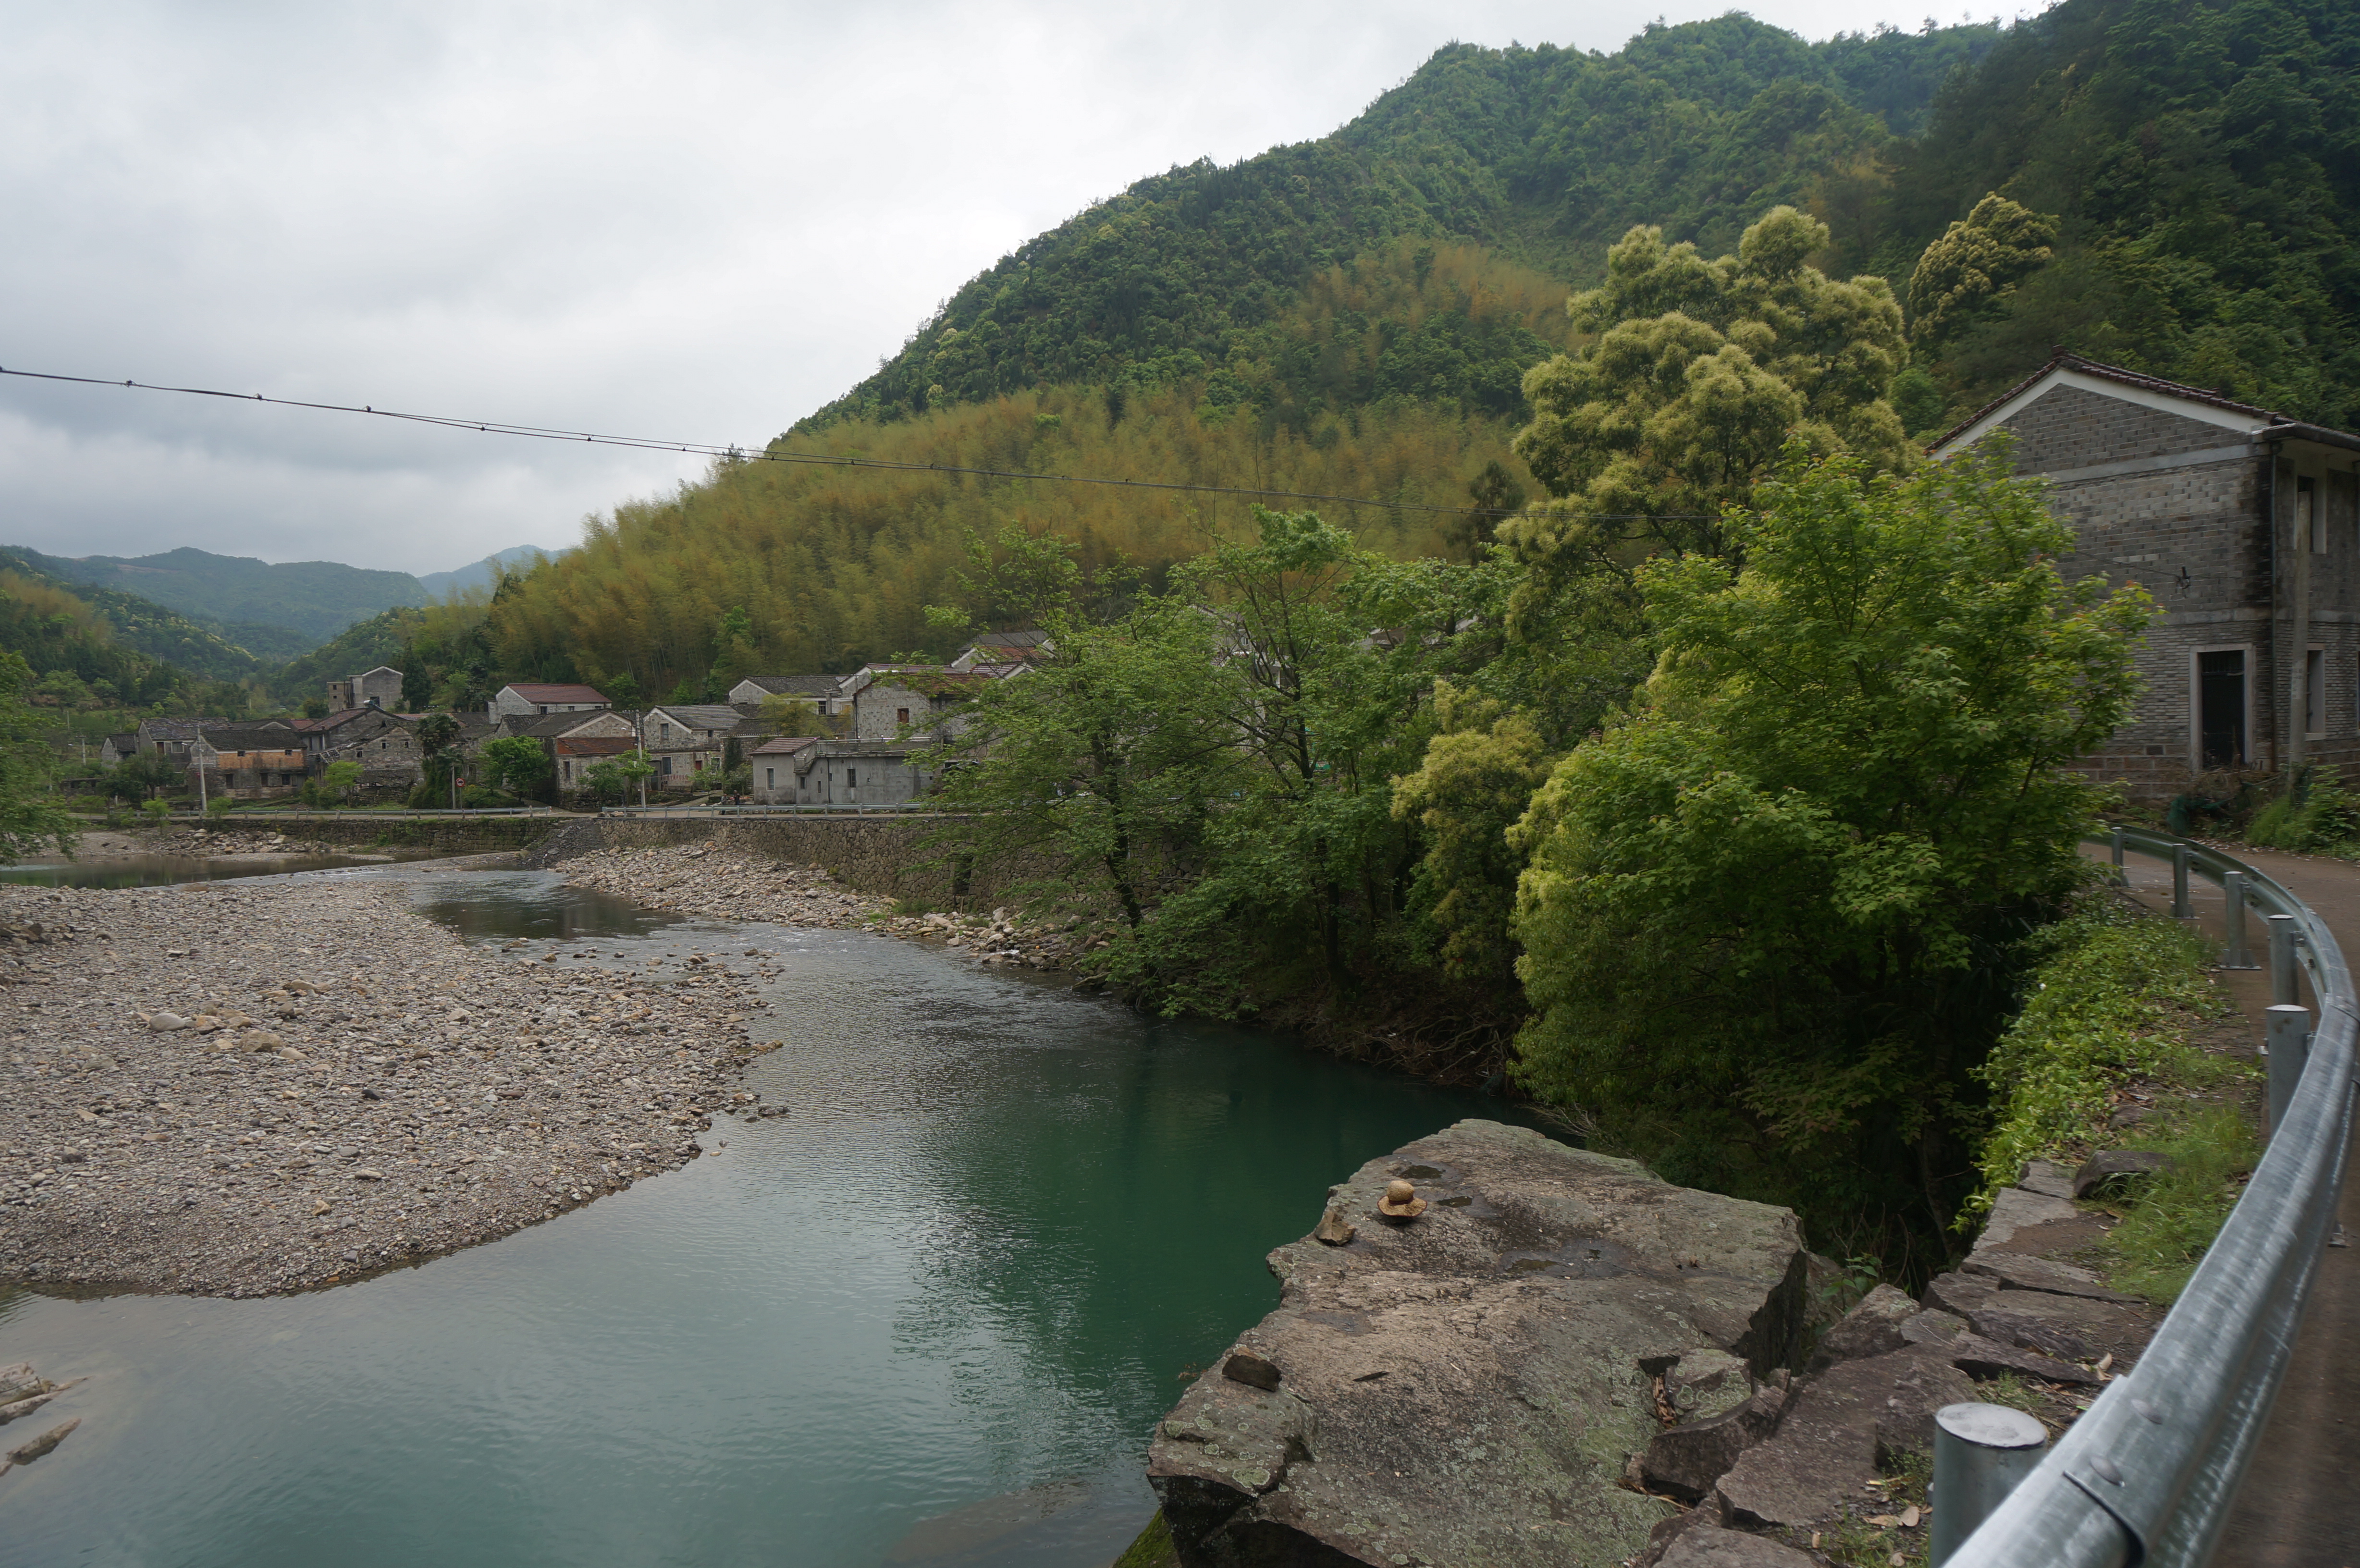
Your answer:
[0,878,766,1296]
[556,843,1091,971]
[1147,1123,2160,1568]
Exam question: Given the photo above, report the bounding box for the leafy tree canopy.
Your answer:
[1508,445,2149,1254]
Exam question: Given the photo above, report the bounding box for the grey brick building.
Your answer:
[1933,353,2360,799]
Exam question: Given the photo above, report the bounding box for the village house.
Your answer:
[297,707,425,791]
[324,666,405,711]
[1934,352,2360,798]
[189,722,308,799]
[748,735,822,804]
[726,674,858,719]
[554,735,639,794]
[799,739,937,806]
[133,716,224,764]
[98,733,138,767]
[640,703,744,791]
[949,629,1053,673]
[499,709,639,793]
[487,682,610,722]
[850,666,991,742]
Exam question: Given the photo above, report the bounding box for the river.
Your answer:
[0,866,1539,1567]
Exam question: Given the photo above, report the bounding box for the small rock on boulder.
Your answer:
[2074,1150,2174,1200]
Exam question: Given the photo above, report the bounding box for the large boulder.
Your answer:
[1146,1120,1809,1568]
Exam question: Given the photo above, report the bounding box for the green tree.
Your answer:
[111,749,184,802]
[1507,445,2149,1259]
[0,651,77,858]
[932,593,1243,940]
[581,749,655,807]
[1508,207,1910,562]
[478,736,554,802]
[320,759,363,807]
[1906,193,2059,346]
[409,712,463,808]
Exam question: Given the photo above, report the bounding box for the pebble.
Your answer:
[0,874,770,1298]
[555,845,1096,970]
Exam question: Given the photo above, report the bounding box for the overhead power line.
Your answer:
[0,363,1708,522]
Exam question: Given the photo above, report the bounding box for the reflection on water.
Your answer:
[403,868,685,942]
[0,870,1545,1568]
[0,852,430,889]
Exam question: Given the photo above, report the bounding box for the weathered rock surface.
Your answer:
[1655,1523,1819,1567]
[1807,1284,1920,1370]
[1966,1290,2151,1363]
[2016,1158,2078,1200]
[1979,1186,2080,1247]
[1711,1348,1972,1529]
[1145,1120,1808,1568]
[1641,1388,1785,1501]
[1962,1252,2139,1304]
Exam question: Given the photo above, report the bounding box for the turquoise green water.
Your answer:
[0,871,1541,1567]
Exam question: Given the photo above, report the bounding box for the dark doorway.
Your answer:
[2200,650,2247,768]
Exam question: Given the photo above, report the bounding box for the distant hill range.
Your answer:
[11,546,429,644]
[417,544,563,599]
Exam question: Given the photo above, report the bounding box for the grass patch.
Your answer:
[2097,1104,2261,1302]
[1967,894,2238,1222]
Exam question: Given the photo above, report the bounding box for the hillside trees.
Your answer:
[1508,447,2149,1258]
[0,651,77,857]
[935,507,1496,1021]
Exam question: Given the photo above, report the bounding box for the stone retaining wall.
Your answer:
[251,814,562,854]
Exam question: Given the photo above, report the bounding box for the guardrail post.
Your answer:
[1931,1403,2047,1565]
[2266,1003,2313,1136]
[2110,825,2126,880]
[2171,841,2193,918]
[2268,913,2300,1005]
[2221,871,2259,968]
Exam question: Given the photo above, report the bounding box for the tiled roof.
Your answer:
[647,704,744,730]
[749,735,821,755]
[554,736,637,757]
[499,683,609,704]
[735,674,845,696]
[861,667,989,698]
[1936,350,2285,451]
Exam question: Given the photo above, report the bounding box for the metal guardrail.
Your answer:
[1954,826,2355,1567]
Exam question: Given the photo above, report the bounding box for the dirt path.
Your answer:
[2103,842,2359,1568]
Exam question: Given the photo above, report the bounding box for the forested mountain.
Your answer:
[0,549,258,710]
[335,0,2360,704]
[418,545,562,600]
[14,545,429,644]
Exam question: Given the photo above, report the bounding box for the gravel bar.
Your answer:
[556,844,1092,970]
[0,876,768,1297]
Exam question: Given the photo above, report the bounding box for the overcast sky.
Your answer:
[0,0,2031,578]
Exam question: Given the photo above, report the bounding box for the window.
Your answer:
[897,707,910,724]
[2309,647,2325,736]
[765,767,775,788]
[539,705,550,714]
[847,768,858,787]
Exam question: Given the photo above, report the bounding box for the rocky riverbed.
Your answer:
[0,875,771,1297]
[555,844,1094,971]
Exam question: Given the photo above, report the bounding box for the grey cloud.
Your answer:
[0,0,1996,575]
